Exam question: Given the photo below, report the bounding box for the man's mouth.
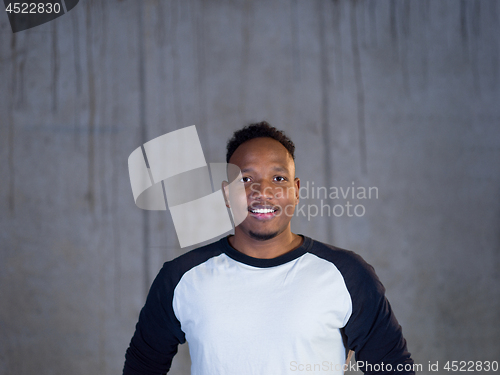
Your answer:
[249,208,277,214]
[248,205,279,219]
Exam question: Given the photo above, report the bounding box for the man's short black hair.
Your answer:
[226,121,295,163]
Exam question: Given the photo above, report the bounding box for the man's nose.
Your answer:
[250,180,274,200]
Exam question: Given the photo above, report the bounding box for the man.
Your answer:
[123,122,415,374]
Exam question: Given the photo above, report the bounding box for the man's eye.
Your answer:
[274,176,286,182]
[241,177,251,183]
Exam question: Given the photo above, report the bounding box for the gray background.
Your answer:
[1,1,499,374]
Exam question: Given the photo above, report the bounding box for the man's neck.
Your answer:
[228,229,303,259]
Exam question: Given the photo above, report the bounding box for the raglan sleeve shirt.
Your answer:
[123,237,415,375]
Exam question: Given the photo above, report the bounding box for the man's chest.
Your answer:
[172,253,352,349]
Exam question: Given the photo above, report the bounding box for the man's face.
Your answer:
[227,137,300,241]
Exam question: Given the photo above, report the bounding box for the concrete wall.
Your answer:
[1,1,499,374]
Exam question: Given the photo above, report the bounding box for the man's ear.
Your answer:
[222,180,230,207]
[294,177,300,204]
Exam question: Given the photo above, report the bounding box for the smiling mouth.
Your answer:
[247,205,279,219]
[248,207,278,214]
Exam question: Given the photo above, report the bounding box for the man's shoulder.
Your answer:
[307,237,367,266]
[159,237,227,278]
[306,237,380,286]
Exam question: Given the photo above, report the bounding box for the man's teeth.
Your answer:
[251,208,275,214]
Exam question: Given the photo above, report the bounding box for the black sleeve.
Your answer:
[340,253,415,375]
[123,263,186,375]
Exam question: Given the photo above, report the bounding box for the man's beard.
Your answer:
[248,230,279,241]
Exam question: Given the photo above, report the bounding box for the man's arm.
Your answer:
[123,264,186,375]
[341,253,415,375]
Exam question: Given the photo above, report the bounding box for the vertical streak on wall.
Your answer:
[332,0,343,91]
[194,0,209,155]
[90,4,105,373]
[99,1,109,215]
[16,35,26,108]
[401,0,410,96]
[460,1,481,96]
[52,21,59,112]
[86,1,96,212]
[71,9,82,142]
[155,0,166,127]
[99,7,111,366]
[471,1,481,96]
[368,0,377,46]
[168,1,182,127]
[137,2,150,296]
[109,2,121,312]
[8,34,16,215]
[390,0,399,61]
[460,0,469,57]
[239,0,252,120]
[420,0,429,91]
[111,62,121,316]
[350,1,367,175]
[491,1,499,89]
[319,1,333,244]
[111,130,121,315]
[290,0,300,81]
